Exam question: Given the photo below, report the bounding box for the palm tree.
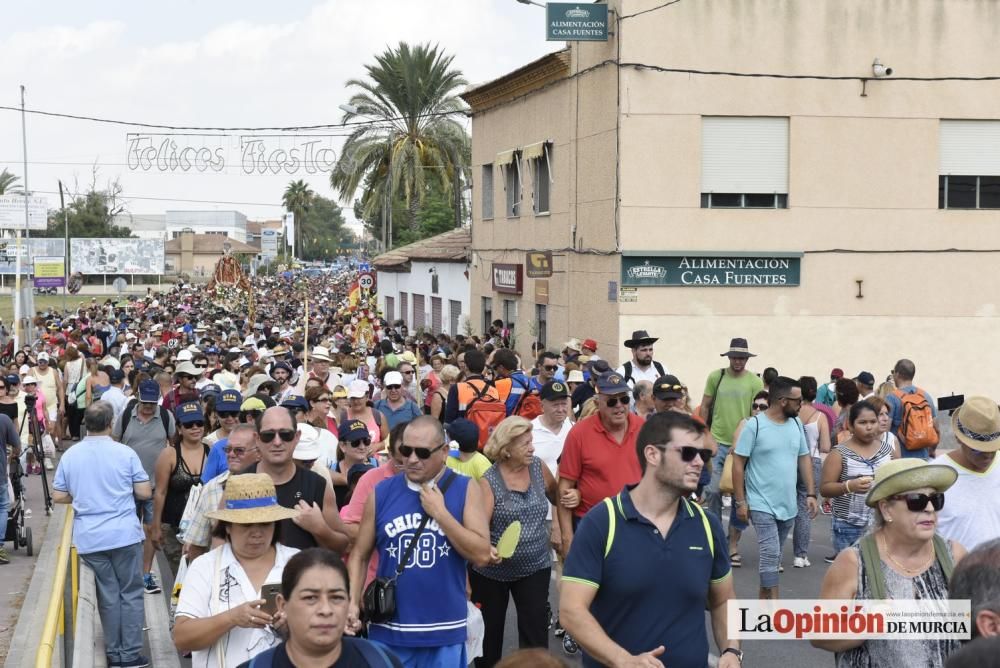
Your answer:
[282,180,314,259]
[331,42,470,237]
[0,168,21,195]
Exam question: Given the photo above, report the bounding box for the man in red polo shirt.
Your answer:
[558,371,643,556]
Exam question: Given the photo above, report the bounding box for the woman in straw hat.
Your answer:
[812,459,968,666]
[174,473,300,667]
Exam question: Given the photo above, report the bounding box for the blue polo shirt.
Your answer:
[373,398,422,430]
[885,385,937,460]
[563,486,730,668]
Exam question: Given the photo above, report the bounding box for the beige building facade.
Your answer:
[464,0,1000,398]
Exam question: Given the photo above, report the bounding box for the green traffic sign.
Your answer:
[622,252,803,287]
[546,3,609,42]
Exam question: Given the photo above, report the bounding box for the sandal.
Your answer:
[730,552,742,567]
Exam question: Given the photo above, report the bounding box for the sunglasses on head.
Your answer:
[218,411,239,419]
[182,421,205,429]
[654,444,713,463]
[223,446,251,457]
[398,442,446,460]
[349,438,372,448]
[260,428,297,443]
[604,395,630,408]
[891,492,945,512]
[753,403,769,410]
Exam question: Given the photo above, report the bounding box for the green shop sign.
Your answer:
[546,3,609,42]
[622,252,803,287]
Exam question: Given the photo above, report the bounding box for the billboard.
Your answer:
[0,195,49,230]
[71,238,165,275]
[0,238,65,274]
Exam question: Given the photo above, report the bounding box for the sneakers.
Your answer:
[562,633,580,655]
[143,573,162,595]
[778,564,785,573]
[0,547,9,564]
[116,656,150,668]
[44,457,54,471]
[824,554,837,564]
[793,556,811,568]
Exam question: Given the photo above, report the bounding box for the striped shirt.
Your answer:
[831,435,894,527]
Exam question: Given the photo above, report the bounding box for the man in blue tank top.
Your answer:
[347,416,492,667]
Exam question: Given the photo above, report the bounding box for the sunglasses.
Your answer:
[349,438,372,448]
[195,364,208,369]
[385,384,401,390]
[891,492,945,512]
[218,411,240,419]
[604,395,630,408]
[654,444,713,463]
[260,429,297,443]
[543,365,558,372]
[398,442,447,460]
[315,397,332,402]
[177,374,196,381]
[182,421,205,429]
[753,403,769,410]
[223,446,251,457]
[401,370,414,375]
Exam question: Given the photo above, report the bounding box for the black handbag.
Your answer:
[363,471,456,624]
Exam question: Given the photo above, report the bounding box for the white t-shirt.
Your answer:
[175,542,299,668]
[932,453,1000,551]
[531,415,573,520]
[100,386,129,425]
[614,360,670,386]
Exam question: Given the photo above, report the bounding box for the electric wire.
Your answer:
[619,0,686,21]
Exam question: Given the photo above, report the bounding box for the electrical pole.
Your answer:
[59,180,69,313]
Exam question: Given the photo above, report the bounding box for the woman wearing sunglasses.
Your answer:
[820,400,898,557]
[328,420,378,508]
[152,400,211,576]
[813,459,966,665]
[724,390,768,568]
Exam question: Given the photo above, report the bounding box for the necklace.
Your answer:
[879,532,935,575]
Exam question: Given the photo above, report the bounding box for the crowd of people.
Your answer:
[2,270,999,668]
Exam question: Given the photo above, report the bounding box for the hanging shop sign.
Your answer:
[622,252,803,287]
[492,263,523,295]
[525,250,553,278]
[546,3,610,41]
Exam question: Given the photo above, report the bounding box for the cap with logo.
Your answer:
[540,380,569,401]
[596,372,630,395]
[216,390,243,413]
[652,375,685,400]
[175,401,205,424]
[281,394,309,411]
[339,419,370,442]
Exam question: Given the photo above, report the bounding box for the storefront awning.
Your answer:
[495,149,516,167]
[522,141,548,160]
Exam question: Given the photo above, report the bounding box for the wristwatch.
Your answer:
[722,647,743,663]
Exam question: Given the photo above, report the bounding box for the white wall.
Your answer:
[377,261,470,335]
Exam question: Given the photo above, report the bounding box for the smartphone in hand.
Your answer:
[260,583,282,617]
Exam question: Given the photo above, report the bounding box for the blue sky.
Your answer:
[0,1,556,226]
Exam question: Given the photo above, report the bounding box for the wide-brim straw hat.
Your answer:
[205,473,300,523]
[951,395,1000,453]
[311,346,333,362]
[865,459,958,507]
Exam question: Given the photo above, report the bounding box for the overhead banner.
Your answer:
[33,256,66,287]
[0,238,65,274]
[71,238,165,275]
[546,3,609,41]
[622,252,803,287]
[0,195,49,231]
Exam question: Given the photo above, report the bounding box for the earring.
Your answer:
[885,517,893,523]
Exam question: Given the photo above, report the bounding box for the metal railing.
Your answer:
[35,507,78,668]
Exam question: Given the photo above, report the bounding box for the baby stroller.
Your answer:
[5,457,32,556]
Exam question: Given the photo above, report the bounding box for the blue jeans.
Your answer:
[0,477,8,548]
[750,510,794,588]
[832,517,867,554]
[793,457,822,558]
[81,542,146,664]
[704,443,748,533]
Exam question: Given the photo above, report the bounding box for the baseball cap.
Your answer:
[240,397,268,412]
[37,352,50,362]
[4,374,20,386]
[332,385,348,399]
[384,371,404,387]
[595,371,630,395]
[216,390,243,412]
[446,418,480,453]
[539,380,569,401]
[22,376,38,386]
[293,424,321,461]
[175,401,205,424]
[830,368,845,379]
[108,369,126,384]
[347,380,370,399]
[587,359,611,376]
[339,419,370,442]
[137,379,160,403]
[582,338,598,352]
[855,371,876,387]
[652,375,685,400]
[281,394,309,411]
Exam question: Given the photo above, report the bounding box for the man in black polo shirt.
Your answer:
[246,407,349,552]
[561,411,742,668]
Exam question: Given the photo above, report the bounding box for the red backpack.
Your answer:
[893,387,939,450]
[512,377,543,420]
[459,380,507,449]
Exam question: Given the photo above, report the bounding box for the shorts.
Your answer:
[136,497,154,525]
[47,406,58,422]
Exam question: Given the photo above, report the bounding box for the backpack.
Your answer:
[622,360,665,385]
[460,379,507,449]
[892,387,939,451]
[119,399,173,438]
[858,533,953,599]
[511,376,543,420]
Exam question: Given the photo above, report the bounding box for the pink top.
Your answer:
[340,459,398,588]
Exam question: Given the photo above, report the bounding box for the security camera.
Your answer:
[872,58,893,78]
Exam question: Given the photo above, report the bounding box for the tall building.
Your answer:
[463,0,1000,396]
